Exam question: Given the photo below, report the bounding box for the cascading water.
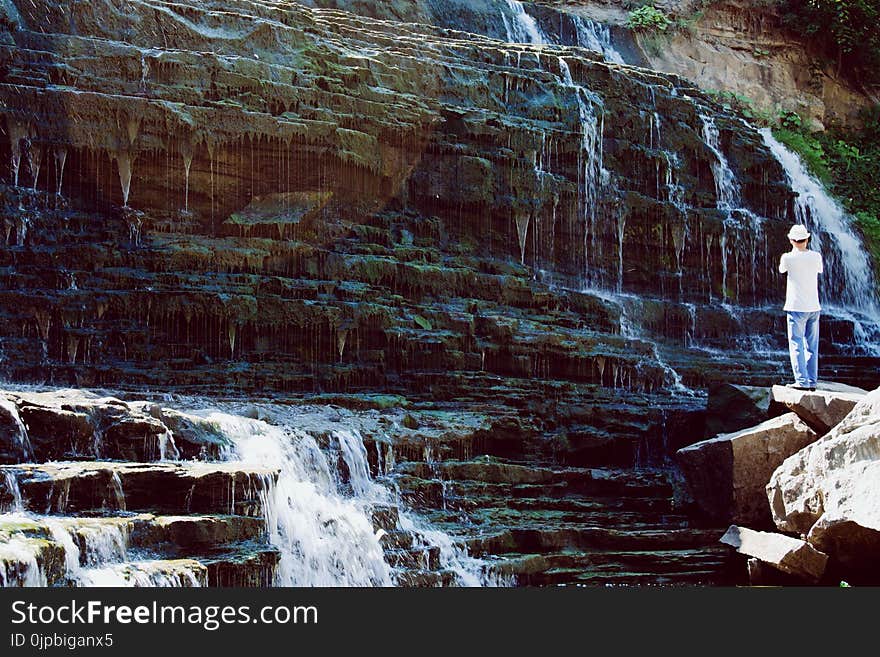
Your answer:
[700,114,769,305]
[0,533,47,587]
[700,115,740,210]
[500,0,544,44]
[2,472,23,512]
[572,15,624,64]
[558,57,604,286]
[75,562,205,587]
[760,128,880,323]
[207,411,390,587]
[1,512,138,587]
[201,409,496,587]
[0,398,32,460]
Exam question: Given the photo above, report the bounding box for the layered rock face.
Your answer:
[4,0,872,396]
[1,388,740,587]
[539,0,874,130]
[0,0,878,587]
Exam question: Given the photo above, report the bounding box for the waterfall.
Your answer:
[0,534,47,586]
[582,290,696,396]
[700,115,741,210]
[500,0,544,44]
[202,409,497,587]
[107,471,127,512]
[760,128,880,321]
[558,57,604,285]
[158,429,180,461]
[3,511,138,587]
[2,472,23,512]
[698,115,771,305]
[207,412,390,587]
[75,561,204,587]
[572,15,624,64]
[0,399,32,461]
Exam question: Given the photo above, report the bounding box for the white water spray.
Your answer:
[572,15,624,64]
[760,128,879,320]
[500,0,544,44]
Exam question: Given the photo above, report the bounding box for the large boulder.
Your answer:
[770,383,867,435]
[676,413,818,527]
[704,383,771,439]
[767,387,880,581]
[720,525,828,583]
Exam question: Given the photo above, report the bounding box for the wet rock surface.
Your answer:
[0,0,877,587]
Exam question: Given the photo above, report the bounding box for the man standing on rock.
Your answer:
[779,224,823,391]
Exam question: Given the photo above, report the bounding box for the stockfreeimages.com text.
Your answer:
[10,600,317,632]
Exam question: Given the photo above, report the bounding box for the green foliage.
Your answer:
[704,89,775,125]
[773,105,880,272]
[773,111,831,182]
[626,6,672,32]
[779,0,880,84]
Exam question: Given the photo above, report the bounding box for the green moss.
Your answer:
[774,105,880,273]
[772,128,831,184]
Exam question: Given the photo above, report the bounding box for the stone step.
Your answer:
[489,547,738,586]
[390,468,672,509]
[0,512,279,587]
[378,529,414,550]
[420,508,693,533]
[130,515,267,552]
[394,461,671,492]
[201,545,280,587]
[0,512,267,561]
[435,493,677,515]
[392,568,458,588]
[0,462,277,515]
[369,504,400,532]
[73,559,208,587]
[466,527,727,557]
[384,546,441,571]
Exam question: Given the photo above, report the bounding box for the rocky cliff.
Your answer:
[0,0,877,587]
[533,0,876,131]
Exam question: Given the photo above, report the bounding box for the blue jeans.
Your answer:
[786,311,820,387]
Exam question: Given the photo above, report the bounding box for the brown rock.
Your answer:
[720,525,827,583]
[770,383,867,435]
[676,413,818,527]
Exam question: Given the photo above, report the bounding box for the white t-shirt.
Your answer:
[779,249,823,312]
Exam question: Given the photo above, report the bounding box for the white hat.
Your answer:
[787,224,810,241]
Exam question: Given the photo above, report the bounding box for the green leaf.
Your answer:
[413,315,432,330]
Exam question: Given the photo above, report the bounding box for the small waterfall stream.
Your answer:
[209,411,393,587]
[572,15,624,64]
[204,408,497,587]
[760,128,879,320]
[500,0,545,44]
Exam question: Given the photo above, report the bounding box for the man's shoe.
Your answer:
[786,383,812,391]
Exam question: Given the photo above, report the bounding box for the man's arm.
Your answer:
[779,253,788,273]
[816,251,824,274]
